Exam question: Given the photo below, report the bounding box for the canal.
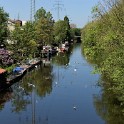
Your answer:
[0,43,105,124]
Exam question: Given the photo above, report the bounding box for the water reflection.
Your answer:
[82,42,124,123]
[21,64,53,97]
[0,64,53,114]
[1,43,123,124]
[93,76,124,124]
[52,52,70,66]
[0,89,13,111]
[11,84,31,113]
[52,45,73,66]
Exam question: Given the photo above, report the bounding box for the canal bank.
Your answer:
[0,44,107,124]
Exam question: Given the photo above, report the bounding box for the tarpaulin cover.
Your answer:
[13,67,24,72]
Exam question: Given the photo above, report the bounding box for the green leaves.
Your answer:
[53,16,71,44]
[82,0,124,112]
[0,7,9,43]
[9,7,54,60]
[34,7,54,45]
[53,20,67,43]
[9,21,37,60]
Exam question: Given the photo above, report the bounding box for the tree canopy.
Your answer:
[82,0,124,112]
[0,7,9,44]
[34,7,54,45]
[53,16,71,44]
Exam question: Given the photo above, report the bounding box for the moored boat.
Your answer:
[0,59,42,92]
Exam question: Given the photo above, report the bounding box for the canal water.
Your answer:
[0,43,105,124]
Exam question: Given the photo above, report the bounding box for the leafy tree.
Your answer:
[64,16,71,42]
[9,7,54,61]
[20,22,37,58]
[34,7,46,21]
[0,7,9,44]
[71,28,81,42]
[82,0,124,112]
[53,20,69,44]
[9,24,24,61]
[9,22,37,61]
[34,7,54,45]
[53,16,73,44]
[72,28,81,36]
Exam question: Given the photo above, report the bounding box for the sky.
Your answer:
[0,0,99,28]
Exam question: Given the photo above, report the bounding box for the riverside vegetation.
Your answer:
[0,6,80,73]
[82,0,124,113]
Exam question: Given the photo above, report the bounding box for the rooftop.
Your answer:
[0,68,6,74]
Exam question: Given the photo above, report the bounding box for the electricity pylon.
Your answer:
[30,0,36,22]
[53,1,64,20]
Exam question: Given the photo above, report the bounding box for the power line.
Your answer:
[33,0,36,19]
[53,1,64,20]
[30,0,33,21]
[30,0,36,22]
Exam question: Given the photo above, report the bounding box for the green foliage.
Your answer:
[9,21,37,61]
[64,16,71,41]
[5,64,16,74]
[53,16,71,44]
[0,7,9,44]
[34,7,54,45]
[53,20,67,44]
[93,77,124,123]
[73,28,81,36]
[82,0,124,111]
[9,7,54,62]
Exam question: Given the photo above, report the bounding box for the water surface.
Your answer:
[0,44,105,124]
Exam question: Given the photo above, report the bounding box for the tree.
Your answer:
[72,28,81,42]
[0,7,9,44]
[9,22,37,61]
[64,16,71,42]
[34,7,54,45]
[64,16,70,29]
[9,24,24,61]
[20,22,37,58]
[54,20,70,44]
[53,16,72,44]
[82,0,124,111]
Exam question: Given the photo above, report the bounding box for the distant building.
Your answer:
[22,21,27,26]
[7,19,26,44]
[7,19,26,31]
[15,20,22,26]
[70,23,77,28]
[8,19,15,31]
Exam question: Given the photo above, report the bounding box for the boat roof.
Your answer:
[0,68,6,74]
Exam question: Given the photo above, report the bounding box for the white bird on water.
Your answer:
[73,106,77,110]
[74,68,77,72]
